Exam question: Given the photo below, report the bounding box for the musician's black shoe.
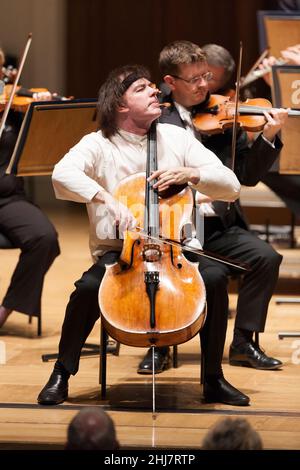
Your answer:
[203,376,250,406]
[137,347,170,374]
[37,362,69,405]
[229,342,282,370]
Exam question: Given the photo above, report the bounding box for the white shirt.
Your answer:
[174,101,197,138]
[52,123,240,260]
[174,101,217,217]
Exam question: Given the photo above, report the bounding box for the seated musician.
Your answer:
[200,43,300,220]
[37,64,245,406]
[0,46,60,329]
[137,41,288,394]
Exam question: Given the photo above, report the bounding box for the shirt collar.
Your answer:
[116,129,148,145]
[174,101,193,127]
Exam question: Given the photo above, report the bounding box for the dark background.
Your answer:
[66,0,281,98]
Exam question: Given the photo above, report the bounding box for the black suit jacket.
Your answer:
[159,93,283,229]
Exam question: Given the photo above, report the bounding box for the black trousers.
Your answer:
[0,200,60,316]
[55,250,234,378]
[58,252,119,375]
[202,220,282,332]
[57,222,281,377]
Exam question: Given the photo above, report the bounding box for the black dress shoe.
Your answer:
[203,376,250,406]
[229,342,283,370]
[37,366,69,405]
[137,347,170,374]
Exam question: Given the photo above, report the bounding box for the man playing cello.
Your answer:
[37,64,244,406]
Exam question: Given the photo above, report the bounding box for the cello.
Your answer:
[99,122,207,349]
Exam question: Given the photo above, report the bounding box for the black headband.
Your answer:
[120,72,145,93]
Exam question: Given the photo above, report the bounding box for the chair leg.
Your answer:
[28,314,42,336]
[200,353,205,385]
[37,314,42,337]
[172,345,178,368]
[99,324,107,399]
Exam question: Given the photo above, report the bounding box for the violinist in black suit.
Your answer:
[0,46,60,329]
[138,41,288,405]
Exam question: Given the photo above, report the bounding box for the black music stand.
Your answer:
[7,98,99,176]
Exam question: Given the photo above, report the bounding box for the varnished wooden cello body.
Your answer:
[99,124,206,348]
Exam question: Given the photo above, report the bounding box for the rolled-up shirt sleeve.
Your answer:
[158,124,241,202]
[185,134,240,201]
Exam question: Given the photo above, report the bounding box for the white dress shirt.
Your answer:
[52,123,240,260]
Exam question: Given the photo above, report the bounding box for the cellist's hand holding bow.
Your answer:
[93,190,137,233]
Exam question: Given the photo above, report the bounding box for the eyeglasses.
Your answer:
[171,71,213,85]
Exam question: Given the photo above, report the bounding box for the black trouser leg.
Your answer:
[203,226,282,334]
[58,252,119,375]
[199,260,229,377]
[185,252,229,378]
[0,200,60,316]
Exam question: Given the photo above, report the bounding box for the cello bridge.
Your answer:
[143,243,161,262]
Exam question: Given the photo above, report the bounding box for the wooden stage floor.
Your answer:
[0,202,300,451]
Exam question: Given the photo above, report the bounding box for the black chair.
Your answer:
[0,231,42,336]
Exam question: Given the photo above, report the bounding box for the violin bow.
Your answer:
[0,33,33,141]
[230,41,243,176]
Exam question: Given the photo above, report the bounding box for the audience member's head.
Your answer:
[202,417,263,450]
[65,407,119,450]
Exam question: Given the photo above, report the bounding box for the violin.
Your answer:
[192,94,300,135]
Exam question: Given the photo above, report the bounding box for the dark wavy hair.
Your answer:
[97,64,151,138]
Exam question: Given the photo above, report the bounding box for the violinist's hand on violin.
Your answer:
[262,108,289,142]
[149,167,200,192]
